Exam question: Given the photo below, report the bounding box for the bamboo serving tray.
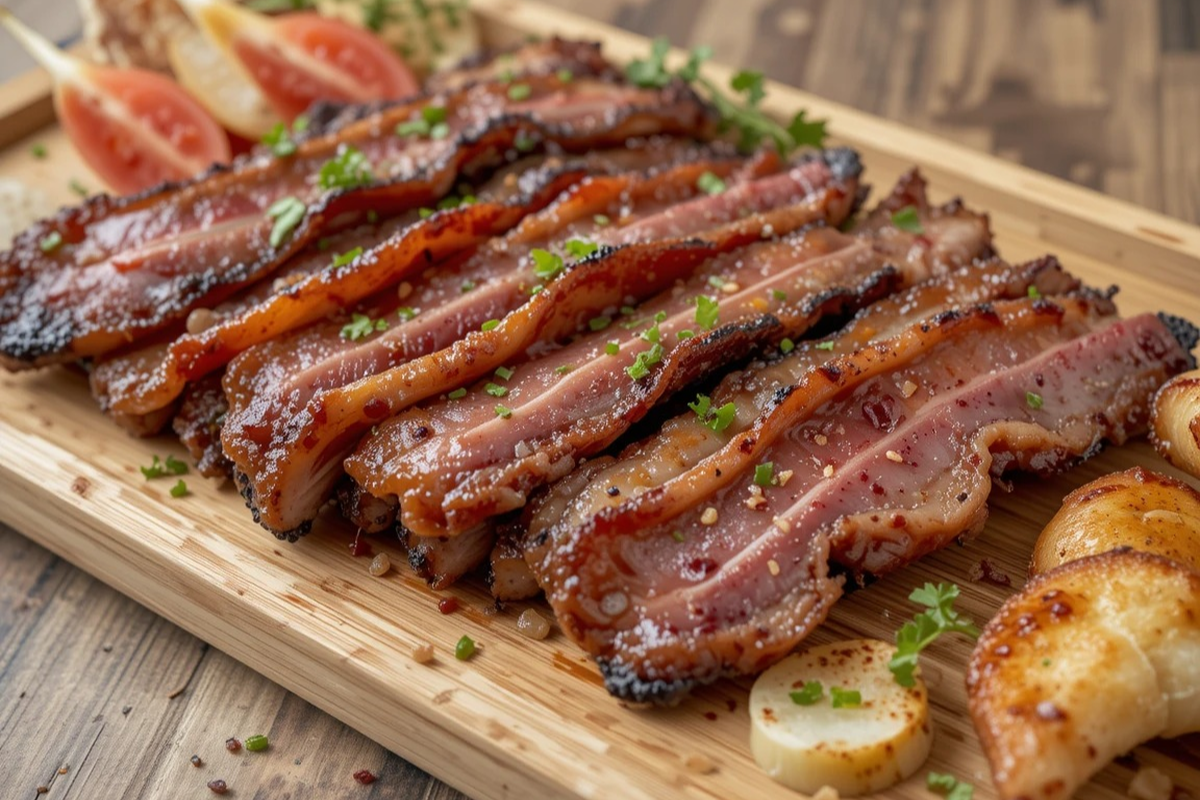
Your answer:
[2,2,1199,797]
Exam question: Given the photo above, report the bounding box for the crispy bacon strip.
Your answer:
[346,228,899,539]
[172,374,232,480]
[536,298,1192,703]
[229,151,864,538]
[0,76,715,368]
[526,257,1077,541]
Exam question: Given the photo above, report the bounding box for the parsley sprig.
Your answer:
[889,583,980,687]
[928,772,974,800]
[626,38,828,154]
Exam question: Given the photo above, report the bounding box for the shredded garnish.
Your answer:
[889,583,980,687]
[789,680,823,706]
[890,205,924,234]
[341,313,388,341]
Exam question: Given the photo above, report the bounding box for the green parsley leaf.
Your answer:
[927,772,974,800]
[688,394,712,419]
[507,83,532,101]
[889,583,981,687]
[708,402,736,432]
[730,69,766,107]
[169,479,189,498]
[677,329,695,339]
[485,382,508,397]
[330,246,363,269]
[531,248,565,281]
[1026,391,1044,409]
[30,143,47,159]
[266,196,306,248]
[1027,285,1042,299]
[262,122,297,157]
[625,343,664,381]
[815,341,835,351]
[830,687,862,708]
[422,105,447,125]
[430,122,450,140]
[554,364,573,375]
[780,338,795,354]
[494,404,513,418]
[292,113,309,133]
[787,110,828,149]
[754,461,775,487]
[605,341,620,356]
[695,296,719,330]
[494,366,514,381]
[39,232,63,253]
[789,681,823,706]
[890,205,924,234]
[589,315,612,332]
[448,388,467,399]
[318,145,374,191]
[481,319,500,331]
[140,454,190,480]
[593,214,611,227]
[341,313,387,341]
[397,307,418,321]
[564,239,600,260]
[625,36,673,88]
[697,170,727,195]
[677,44,711,82]
[397,118,430,137]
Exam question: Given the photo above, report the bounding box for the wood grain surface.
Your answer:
[1,2,1199,800]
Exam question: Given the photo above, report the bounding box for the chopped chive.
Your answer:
[244,734,269,752]
[771,289,788,301]
[494,366,514,381]
[565,239,599,260]
[266,196,306,249]
[494,404,513,419]
[754,461,775,487]
[780,338,795,354]
[697,170,726,195]
[169,479,189,498]
[815,341,835,351]
[531,248,564,280]
[330,246,363,269]
[830,687,862,708]
[694,296,719,330]
[605,341,620,356]
[507,83,532,101]
[1027,285,1042,299]
[461,280,476,293]
[484,383,508,397]
[671,530,685,543]
[397,307,418,321]
[448,388,467,399]
[262,122,297,157]
[708,402,736,432]
[589,315,612,332]
[318,145,374,191]
[677,329,695,339]
[455,634,476,660]
[419,207,435,219]
[481,319,501,332]
[554,364,574,375]
[1026,391,1043,409]
[69,179,88,197]
[39,231,63,253]
[890,205,924,234]
[789,680,823,706]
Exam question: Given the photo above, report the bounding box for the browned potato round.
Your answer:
[1153,368,1200,479]
[1031,466,1200,576]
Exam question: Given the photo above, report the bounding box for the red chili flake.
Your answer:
[207,779,228,794]
[225,737,241,752]
[437,597,459,614]
[353,770,377,785]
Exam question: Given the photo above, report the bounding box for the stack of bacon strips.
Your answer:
[3,38,1196,705]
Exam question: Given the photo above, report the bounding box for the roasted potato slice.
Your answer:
[1031,466,1200,576]
[967,549,1200,800]
[1153,368,1200,479]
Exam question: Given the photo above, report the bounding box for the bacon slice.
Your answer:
[535,297,1192,703]
[227,150,864,538]
[172,374,232,480]
[526,257,1077,542]
[0,75,716,369]
[346,228,899,539]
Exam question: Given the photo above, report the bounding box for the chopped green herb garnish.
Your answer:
[754,461,775,487]
[1027,285,1042,299]
[397,105,449,138]
[625,343,664,381]
[39,232,63,253]
[695,296,719,330]
[262,122,297,157]
[771,289,788,302]
[494,404,513,419]
[419,207,435,219]
[928,772,974,800]
[1026,391,1044,409]
[266,196,306,249]
[697,171,726,195]
[341,313,388,341]
[677,329,695,339]
[780,338,795,354]
[789,681,823,706]
[889,583,981,687]
[481,319,500,332]
[604,341,620,356]
[688,394,712,419]
[507,83,532,101]
[244,734,269,752]
[815,341,835,351]
[330,246,363,269]
[830,687,862,708]
[494,366,514,381]
[593,214,611,227]
[1042,657,1052,666]
[318,145,374,191]
[430,122,450,140]
[140,454,190,480]
[448,388,467,399]
[484,382,508,397]
[367,210,379,224]
[397,307,418,321]
[455,635,476,660]
[528,284,544,296]
[531,248,564,281]
[30,143,47,159]
[707,275,727,290]
[554,364,573,375]
[890,205,924,234]
[292,114,309,133]
[556,68,574,83]
[671,530,685,543]
[169,479,189,498]
[514,131,537,152]
[564,239,599,260]
[589,315,612,332]
[69,179,88,197]
[689,394,737,433]
[461,280,476,293]
[422,105,447,125]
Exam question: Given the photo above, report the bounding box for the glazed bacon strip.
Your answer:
[0,74,715,369]
[228,150,864,538]
[536,297,1192,703]
[346,227,900,539]
[525,257,1077,543]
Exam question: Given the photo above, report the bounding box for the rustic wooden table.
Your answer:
[1,1,1198,798]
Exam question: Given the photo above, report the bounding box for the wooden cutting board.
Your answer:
[1,1,1199,797]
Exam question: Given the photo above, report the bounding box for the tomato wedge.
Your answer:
[180,0,420,123]
[1,8,230,195]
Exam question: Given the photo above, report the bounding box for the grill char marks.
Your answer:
[534,295,1190,704]
[0,70,716,370]
[230,150,862,538]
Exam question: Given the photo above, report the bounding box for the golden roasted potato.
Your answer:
[1031,466,1200,576]
[1153,368,1200,480]
[967,549,1200,800]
